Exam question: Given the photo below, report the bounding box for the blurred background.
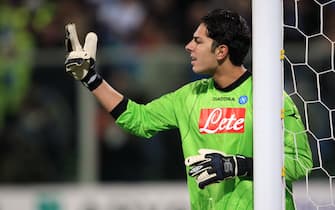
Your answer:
[0,0,334,209]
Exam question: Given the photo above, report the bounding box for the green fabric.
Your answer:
[116,75,312,210]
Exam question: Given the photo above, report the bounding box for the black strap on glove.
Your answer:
[77,58,102,91]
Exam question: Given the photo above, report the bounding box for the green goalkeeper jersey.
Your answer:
[113,71,313,210]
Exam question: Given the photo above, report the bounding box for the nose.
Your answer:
[185,40,193,52]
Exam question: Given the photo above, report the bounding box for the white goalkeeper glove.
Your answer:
[65,23,103,91]
[185,149,253,189]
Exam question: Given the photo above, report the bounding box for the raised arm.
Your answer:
[64,23,123,112]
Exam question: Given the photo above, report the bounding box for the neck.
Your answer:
[213,64,247,89]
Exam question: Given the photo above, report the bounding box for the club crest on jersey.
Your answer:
[199,108,246,134]
[239,96,248,104]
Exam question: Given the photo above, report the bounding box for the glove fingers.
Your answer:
[84,32,98,60]
[189,162,211,177]
[196,171,217,189]
[65,51,89,66]
[185,149,227,166]
[65,58,84,68]
[185,154,207,166]
[65,23,83,52]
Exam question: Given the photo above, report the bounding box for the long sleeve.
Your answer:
[114,92,178,139]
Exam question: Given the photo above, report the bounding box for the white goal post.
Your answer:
[252,0,284,210]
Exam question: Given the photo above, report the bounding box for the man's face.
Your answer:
[185,23,218,74]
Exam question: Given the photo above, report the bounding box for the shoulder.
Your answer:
[283,92,300,117]
[174,78,212,95]
[283,92,295,108]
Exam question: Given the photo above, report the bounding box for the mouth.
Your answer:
[191,56,196,64]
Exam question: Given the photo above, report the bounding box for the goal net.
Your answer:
[283,0,335,209]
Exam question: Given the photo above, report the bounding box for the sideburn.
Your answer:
[211,40,220,52]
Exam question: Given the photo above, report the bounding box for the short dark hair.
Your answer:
[201,9,251,66]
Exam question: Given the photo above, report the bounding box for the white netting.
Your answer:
[283,0,335,209]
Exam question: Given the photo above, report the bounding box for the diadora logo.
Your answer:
[199,108,246,134]
[212,96,235,102]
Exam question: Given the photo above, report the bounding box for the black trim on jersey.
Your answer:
[110,97,129,119]
[214,70,252,92]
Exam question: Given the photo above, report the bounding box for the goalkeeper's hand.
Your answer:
[185,149,253,189]
[65,23,102,91]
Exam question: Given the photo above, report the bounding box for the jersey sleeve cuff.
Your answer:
[110,97,129,119]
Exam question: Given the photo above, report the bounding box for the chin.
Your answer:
[192,67,212,75]
[192,66,203,73]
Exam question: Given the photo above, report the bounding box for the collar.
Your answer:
[213,71,252,92]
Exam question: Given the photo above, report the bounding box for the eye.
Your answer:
[194,37,202,44]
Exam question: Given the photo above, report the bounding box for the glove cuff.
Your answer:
[236,156,253,178]
[81,63,103,91]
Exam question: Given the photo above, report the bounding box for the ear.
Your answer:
[215,44,228,60]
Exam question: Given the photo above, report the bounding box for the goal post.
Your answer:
[252,0,284,210]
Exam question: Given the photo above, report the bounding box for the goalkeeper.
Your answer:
[64,9,313,210]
